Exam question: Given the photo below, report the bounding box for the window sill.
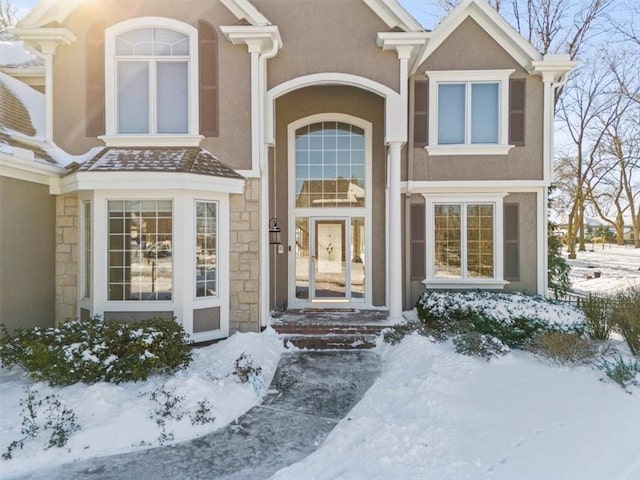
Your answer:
[425,145,514,156]
[99,135,204,148]
[422,279,509,290]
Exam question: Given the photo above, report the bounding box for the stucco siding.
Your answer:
[257,0,399,93]
[412,17,544,182]
[53,0,252,170]
[272,85,387,308]
[0,177,56,333]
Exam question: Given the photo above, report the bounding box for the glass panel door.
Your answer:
[312,219,347,300]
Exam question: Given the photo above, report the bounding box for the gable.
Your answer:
[419,17,523,73]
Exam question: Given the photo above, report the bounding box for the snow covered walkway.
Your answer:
[7,351,381,480]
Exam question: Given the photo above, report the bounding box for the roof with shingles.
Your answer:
[0,132,57,165]
[0,80,36,137]
[70,147,244,179]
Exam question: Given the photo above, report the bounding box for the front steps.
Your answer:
[271,310,391,350]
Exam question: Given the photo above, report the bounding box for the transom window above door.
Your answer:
[294,122,366,208]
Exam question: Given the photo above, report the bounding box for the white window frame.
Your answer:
[194,200,219,299]
[287,113,374,309]
[102,17,201,147]
[423,193,508,289]
[426,70,514,156]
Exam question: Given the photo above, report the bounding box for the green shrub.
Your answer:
[415,291,584,349]
[610,288,640,356]
[596,356,640,392]
[531,332,599,366]
[581,294,614,341]
[453,332,509,360]
[0,316,192,386]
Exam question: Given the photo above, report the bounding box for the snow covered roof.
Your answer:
[71,147,244,179]
[0,32,42,68]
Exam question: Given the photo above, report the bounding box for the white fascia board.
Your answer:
[0,152,64,186]
[404,180,550,193]
[363,0,424,31]
[530,55,577,80]
[58,172,245,195]
[377,31,431,73]
[17,1,81,28]
[219,25,282,51]
[220,0,271,26]
[10,27,77,50]
[416,0,541,72]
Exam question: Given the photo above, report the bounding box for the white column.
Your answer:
[388,141,403,321]
[42,49,54,144]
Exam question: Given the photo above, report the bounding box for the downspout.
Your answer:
[258,39,279,328]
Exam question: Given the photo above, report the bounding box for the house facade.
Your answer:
[0,0,573,340]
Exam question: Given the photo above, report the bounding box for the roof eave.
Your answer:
[363,0,424,31]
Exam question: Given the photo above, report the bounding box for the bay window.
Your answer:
[195,201,217,298]
[107,200,173,301]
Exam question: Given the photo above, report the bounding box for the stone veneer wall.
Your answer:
[229,178,261,332]
[55,194,78,324]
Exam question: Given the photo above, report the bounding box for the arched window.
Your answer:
[294,122,366,208]
[105,18,199,138]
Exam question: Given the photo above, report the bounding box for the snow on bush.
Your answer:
[418,290,585,331]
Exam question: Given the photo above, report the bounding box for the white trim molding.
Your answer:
[104,17,199,139]
[58,171,245,195]
[286,113,374,310]
[363,0,425,32]
[423,192,508,290]
[425,69,514,156]
[415,0,542,73]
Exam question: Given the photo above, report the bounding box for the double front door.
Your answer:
[294,216,365,303]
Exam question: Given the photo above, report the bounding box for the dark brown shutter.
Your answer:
[413,80,428,147]
[504,203,520,281]
[410,203,426,279]
[509,79,525,146]
[199,20,218,137]
[86,21,105,137]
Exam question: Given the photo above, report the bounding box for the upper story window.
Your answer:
[426,70,514,156]
[116,28,189,134]
[105,18,200,141]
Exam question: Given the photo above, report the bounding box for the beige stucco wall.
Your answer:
[272,85,387,308]
[229,179,261,332]
[256,0,399,93]
[411,17,544,182]
[0,177,56,333]
[406,191,539,306]
[52,0,252,170]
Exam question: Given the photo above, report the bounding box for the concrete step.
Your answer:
[282,334,378,350]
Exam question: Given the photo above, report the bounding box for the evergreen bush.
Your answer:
[0,316,192,386]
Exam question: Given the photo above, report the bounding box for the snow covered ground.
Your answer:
[0,330,284,478]
[272,335,640,480]
[2,291,639,479]
[565,244,640,295]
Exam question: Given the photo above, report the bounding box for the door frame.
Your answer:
[287,113,373,309]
